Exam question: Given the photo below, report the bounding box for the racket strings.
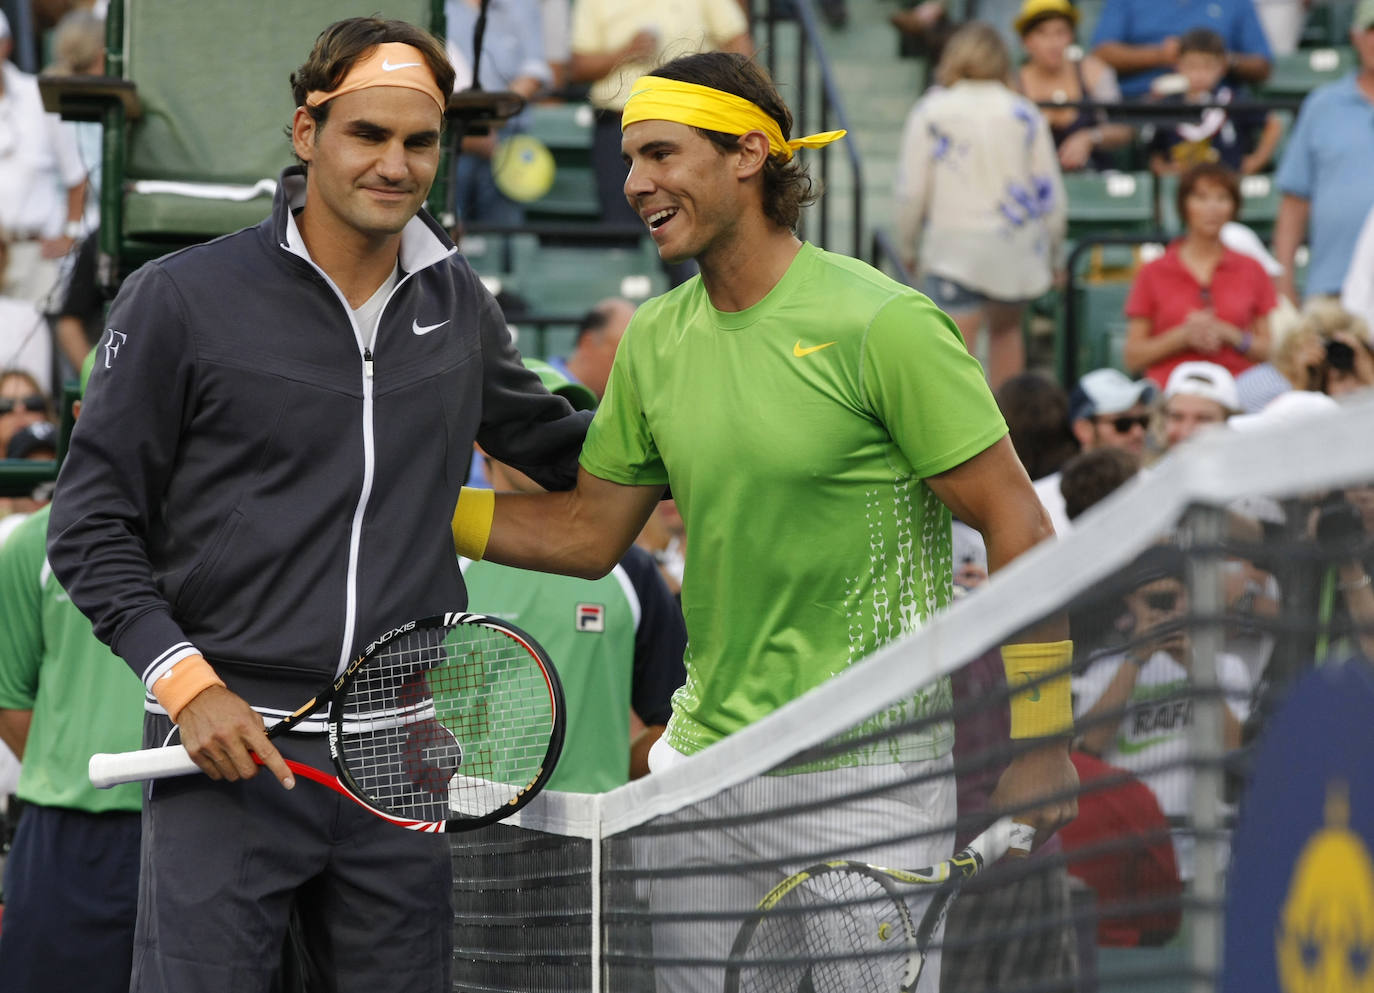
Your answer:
[336,623,556,822]
[733,870,916,992]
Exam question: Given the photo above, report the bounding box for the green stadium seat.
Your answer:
[527,102,595,152]
[1260,47,1357,98]
[512,324,580,362]
[1235,173,1283,241]
[1063,170,1157,242]
[1065,277,1134,375]
[508,236,666,315]
[520,102,601,221]
[526,163,602,221]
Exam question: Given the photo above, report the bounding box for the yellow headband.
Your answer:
[621,75,845,162]
[305,43,446,116]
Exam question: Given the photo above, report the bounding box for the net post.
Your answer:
[1182,502,1228,993]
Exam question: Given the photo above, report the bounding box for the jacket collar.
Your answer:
[270,166,456,275]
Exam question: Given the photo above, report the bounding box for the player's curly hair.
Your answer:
[650,52,818,232]
[287,17,454,167]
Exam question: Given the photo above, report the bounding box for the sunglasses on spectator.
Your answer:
[0,394,46,415]
[1142,590,1180,612]
[1097,414,1150,433]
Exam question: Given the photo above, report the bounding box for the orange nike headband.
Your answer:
[305,43,447,116]
[621,75,845,162]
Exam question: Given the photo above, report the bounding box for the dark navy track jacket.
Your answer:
[47,168,591,723]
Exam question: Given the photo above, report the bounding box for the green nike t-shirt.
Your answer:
[0,506,145,811]
[580,243,1007,761]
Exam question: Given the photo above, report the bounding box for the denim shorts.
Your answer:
[920,274,1025,310]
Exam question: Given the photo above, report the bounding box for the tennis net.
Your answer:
[450,392,1374,993]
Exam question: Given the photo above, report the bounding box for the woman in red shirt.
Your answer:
[1123,163,1275,388]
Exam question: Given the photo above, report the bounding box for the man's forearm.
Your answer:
[1093,41,1171,74]
[463,469,663,580]
[1228,52,1270,84]
[0,709,33,760]
[1272,194,1310,303]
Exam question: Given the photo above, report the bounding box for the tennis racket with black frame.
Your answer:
[723,816,1036,993]
[88,612,565,834]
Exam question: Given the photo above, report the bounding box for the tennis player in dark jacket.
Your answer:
[46,17,589,992]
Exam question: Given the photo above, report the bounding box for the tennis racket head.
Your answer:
[327,612,565,832]
[724,861,922,993]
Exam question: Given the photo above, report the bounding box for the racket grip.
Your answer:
[971,816,1037,864]
[88,745,201,788]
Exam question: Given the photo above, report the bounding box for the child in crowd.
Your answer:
[1147,28,1282,176]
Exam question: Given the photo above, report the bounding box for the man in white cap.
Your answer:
[1034,367,1156,534]
[0,9,89,306]
[1161,359,1241,450]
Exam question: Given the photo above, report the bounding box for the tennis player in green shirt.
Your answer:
[452,51,1077,990]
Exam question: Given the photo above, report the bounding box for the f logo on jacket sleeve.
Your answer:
[103,329,128,369]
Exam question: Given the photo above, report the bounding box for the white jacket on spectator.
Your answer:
[895,79,1067,302]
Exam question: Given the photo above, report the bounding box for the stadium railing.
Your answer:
[449,390,1374,993]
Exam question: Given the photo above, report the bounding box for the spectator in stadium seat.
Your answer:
[895,21,1067,387]
[1059,445,1140,523]
[996,371,1080,485]
[0,9,88,309]
[0,233,53,394]
[1237,299,1374,410]
[1058,748,1183,947]
[1015,0,1133,172]
[446,0,551,226]
[1088,0,1272,100]
[451,50,1079,993]
[1144,28,1282,177]
[50,229,102,373]
[1032,368,1154,536]
[548,295,636,399]
[1073,544,1253,879]
[1123,162,1275,388]
[43,7,105,234]
[5,418,56,460]
[0,352,145,993]
[45,18,591,992]
[567,0,751,233]
[635,496,685,597]
[0,367,50,455]
[1272,1,1374,305]
[1159,359,1241,450]
[462,360,686,791]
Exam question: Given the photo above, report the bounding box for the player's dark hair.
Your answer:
[1177,27,1227,58]
[1177,161,1241,226]
[287,17,454,168]
[650,52,817,232]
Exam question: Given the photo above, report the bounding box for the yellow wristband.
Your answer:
[152,653,227,723]
[452,486,495,560]
[1001,640,1074,739]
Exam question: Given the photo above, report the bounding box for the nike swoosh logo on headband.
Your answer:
[382,59,422,71]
